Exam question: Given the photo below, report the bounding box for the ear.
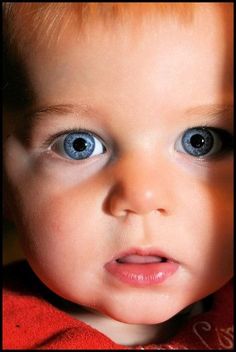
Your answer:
[3,192,13,221]
[3,203,13,221]
[3,173,14,221]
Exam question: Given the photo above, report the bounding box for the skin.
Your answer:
[3,4,233,346]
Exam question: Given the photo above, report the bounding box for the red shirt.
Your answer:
[3,261,233,350]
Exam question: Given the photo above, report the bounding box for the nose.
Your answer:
[106,155,168,217]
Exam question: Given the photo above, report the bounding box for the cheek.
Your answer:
[182,179,233,283]
[207,194,233,277]
[15,183,104,272]
[15,189,108,304]
[3,139,110,286]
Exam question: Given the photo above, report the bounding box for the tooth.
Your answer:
[117,255,162,264]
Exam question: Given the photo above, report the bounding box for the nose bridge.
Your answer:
[107,153,168,216]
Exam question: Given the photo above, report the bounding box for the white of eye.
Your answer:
[51,132,106,160]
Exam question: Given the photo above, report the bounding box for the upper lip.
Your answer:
[109,247,178,263]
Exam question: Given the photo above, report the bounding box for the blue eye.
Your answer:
[52,132,106,160]
[176,127,233,158]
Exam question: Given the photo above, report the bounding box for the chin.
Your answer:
[112,314,170,325]
[102,306,176,325]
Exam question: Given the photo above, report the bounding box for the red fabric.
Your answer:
[3,261,233,350]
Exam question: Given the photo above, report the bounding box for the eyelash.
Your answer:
[41,126,233,162]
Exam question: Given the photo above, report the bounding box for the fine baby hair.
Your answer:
[3,2,233,350]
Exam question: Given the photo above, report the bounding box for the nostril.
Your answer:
[156,208,168,215]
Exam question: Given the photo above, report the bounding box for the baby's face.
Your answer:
[4,4,233,324]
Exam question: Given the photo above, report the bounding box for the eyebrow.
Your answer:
[185,103,233,120]
[24,102,233,124]
[24,103,97,121]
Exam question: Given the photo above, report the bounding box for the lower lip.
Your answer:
[105,261,179,287]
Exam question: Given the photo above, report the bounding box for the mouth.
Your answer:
[116,254,168,264]
[104,247,179,287]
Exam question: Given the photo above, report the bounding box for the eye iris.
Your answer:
[182,128,213,156]
[64,133,95,159]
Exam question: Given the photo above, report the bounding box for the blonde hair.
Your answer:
[3,3,195,50]
[2,2,232,109]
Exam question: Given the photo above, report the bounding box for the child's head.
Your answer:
[3,3,233,325]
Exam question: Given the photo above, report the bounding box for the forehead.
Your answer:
[4,3,232,65]
[4,3,233,115]
[25,7,232,81]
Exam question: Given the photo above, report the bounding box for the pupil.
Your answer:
[190,134,205,148]
[73,138,87,152]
